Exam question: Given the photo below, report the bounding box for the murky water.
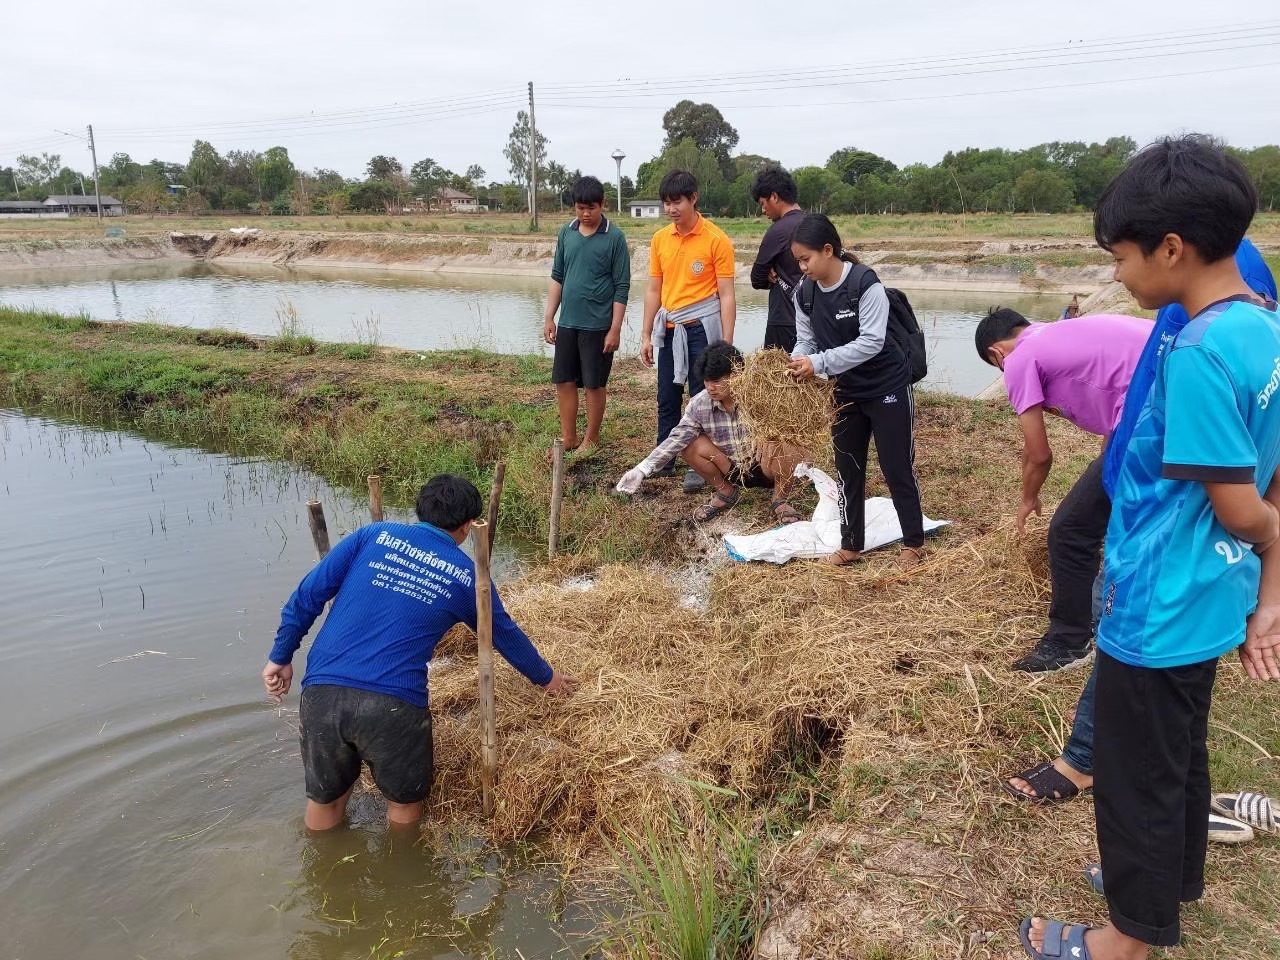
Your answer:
[0,261,1058,396]
[0,410,605,960]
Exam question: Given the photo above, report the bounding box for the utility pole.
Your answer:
[87,124,103,222]
[527,82,538,230]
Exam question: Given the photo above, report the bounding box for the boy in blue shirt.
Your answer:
[1021,137,1280,959]
[262,475,578,831]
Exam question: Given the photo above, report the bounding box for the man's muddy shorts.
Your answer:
[299,684,433,804]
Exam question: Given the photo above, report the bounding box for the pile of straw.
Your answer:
[421,525,1053,849]
[726,348,836,462]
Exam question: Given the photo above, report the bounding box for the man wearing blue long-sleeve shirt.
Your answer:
[262,474,578,831]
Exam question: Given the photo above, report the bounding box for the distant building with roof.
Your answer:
[629,199,661,218]
[42,195,124,215]
[434,187,478,213]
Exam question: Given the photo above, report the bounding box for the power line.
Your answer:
[538,19,1280,93]
[538,35,1280,103]
[540,58,1280,114]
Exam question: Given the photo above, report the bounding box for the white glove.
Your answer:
[616,467,648,494]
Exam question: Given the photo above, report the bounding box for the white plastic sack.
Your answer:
[723,464,949,564]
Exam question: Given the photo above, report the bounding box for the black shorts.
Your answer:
[299,684,434,805]
[728,461,772,489]
[551,326,615,389]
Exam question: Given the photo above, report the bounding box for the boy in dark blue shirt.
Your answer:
[1021,137,1280,960]
[263,475,578,831]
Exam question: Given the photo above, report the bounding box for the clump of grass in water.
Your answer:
[270,298,317,355]
[611,802,761,960]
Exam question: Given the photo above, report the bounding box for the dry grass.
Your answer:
[727,349,836,466]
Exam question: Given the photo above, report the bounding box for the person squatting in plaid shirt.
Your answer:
[615,342,808,524]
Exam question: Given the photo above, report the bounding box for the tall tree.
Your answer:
[184,140,227,206]
[791,166,843,213]
[254,147,297,201]
[544,160,569,207]
[409,157,448,202]
[366,155,403,181]
[464,164,486,189]
[826,147,898,185]
[661,100,739,173]
[1014,169,1075,213]
[16,152,61,187]
[637,138,730,214]
[503,110,548,211]
[101,153,143,192]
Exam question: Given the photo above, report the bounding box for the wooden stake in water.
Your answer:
[548,439,565,559]
[486,461,506,553]
[471,518,497,818]
[367,475,384,522]
[306,500,331,558]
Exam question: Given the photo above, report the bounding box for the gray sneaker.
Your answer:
[682,470,707,494]
[1011,638,1094,673]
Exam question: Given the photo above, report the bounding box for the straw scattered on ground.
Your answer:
[418,520,1280,957]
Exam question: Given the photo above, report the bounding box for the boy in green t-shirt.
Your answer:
[543,176,631,457]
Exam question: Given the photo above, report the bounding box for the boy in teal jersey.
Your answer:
[543,176,631,457]
[1020,137,1280,960]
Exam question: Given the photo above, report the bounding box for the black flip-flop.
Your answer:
[1003,760,1088,803]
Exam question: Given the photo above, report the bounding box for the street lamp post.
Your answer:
[611,148,625,214]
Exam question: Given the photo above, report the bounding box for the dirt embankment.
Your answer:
[0,228,1118,296]
[0,236,180,270]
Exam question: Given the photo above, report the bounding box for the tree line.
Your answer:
[4,99,1279,216]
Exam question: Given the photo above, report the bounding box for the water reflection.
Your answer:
[0,260,1058,395]
[0,410,596,960]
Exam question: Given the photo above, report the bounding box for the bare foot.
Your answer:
[1007,757,1093,800]
[546,438,577,465]
[567,440,600,461]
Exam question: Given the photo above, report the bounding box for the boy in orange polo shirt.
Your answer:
[639,169,737,490]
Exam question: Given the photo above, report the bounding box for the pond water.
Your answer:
[0,410,605,960]
[0,261,1059,396]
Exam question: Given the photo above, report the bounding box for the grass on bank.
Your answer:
[5,211,1279,249]
[3,305,1278,959]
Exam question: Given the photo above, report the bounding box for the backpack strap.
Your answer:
[799,262,877,316]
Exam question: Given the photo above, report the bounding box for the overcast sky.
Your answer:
[3,0,1278,185]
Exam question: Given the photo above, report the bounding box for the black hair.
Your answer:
[693,341,744,382]
[973,307,1030,364]
[415,474,484,531]
[659,169,698,202]
[791,213,859,264]
[751,166,798,204]
[570,175,605,206]
[1093,134,1257,263]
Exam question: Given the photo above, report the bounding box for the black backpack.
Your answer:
[798,264,927,384]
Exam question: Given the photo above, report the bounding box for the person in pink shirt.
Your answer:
[976,309,1152,673]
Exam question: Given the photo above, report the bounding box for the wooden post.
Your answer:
[548,439,565,559]
[471,519,497,818]
[306,500,331,558]
[367,474,384,522]
[486,461,506,553]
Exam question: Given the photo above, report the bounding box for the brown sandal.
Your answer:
[771,498,802,525]
[693,486,740,522]
[824,548,862,566]
[898,546,926,569]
